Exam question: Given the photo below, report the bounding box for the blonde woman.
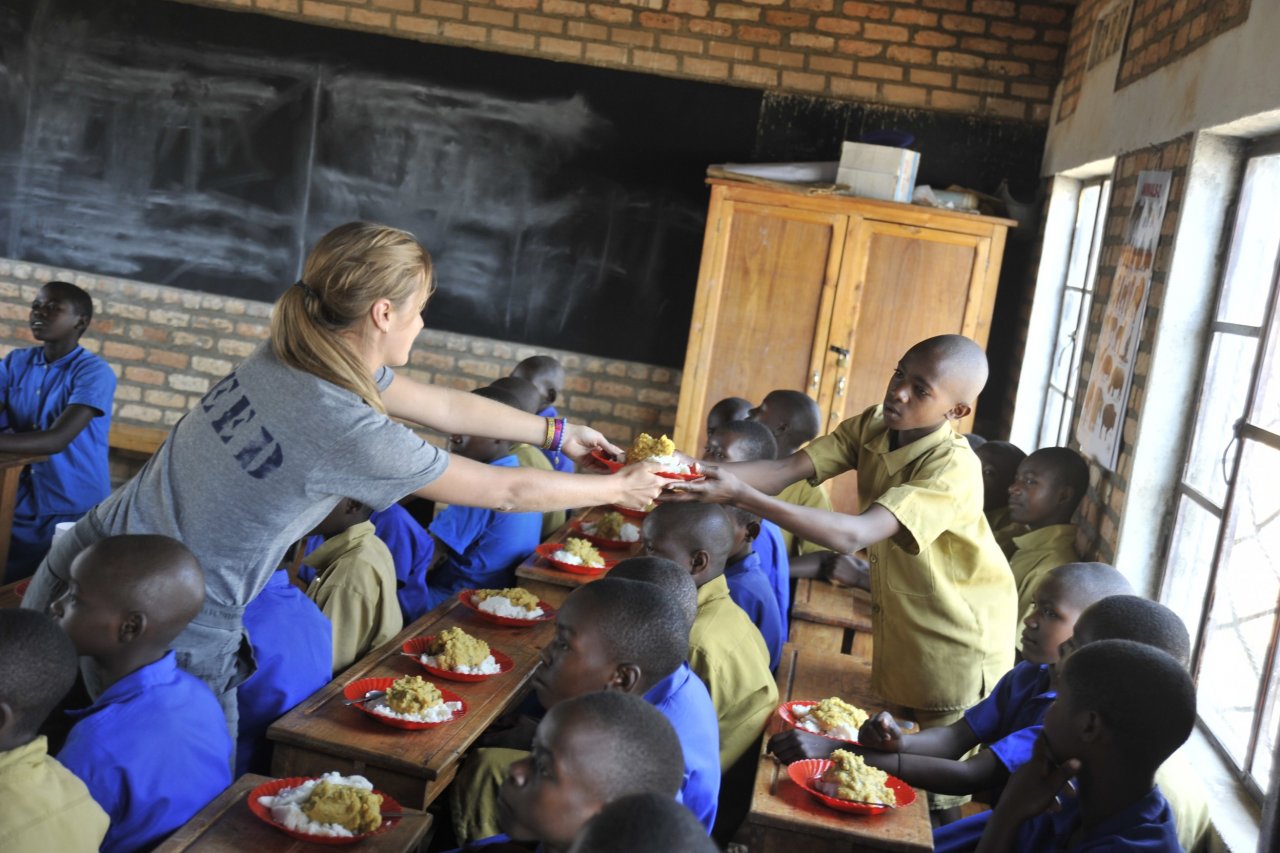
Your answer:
[23,222,667,734]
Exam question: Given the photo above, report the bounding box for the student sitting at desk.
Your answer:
[0,610,109,852]
[426,385,543,610]
[973,640,1194,852]
[304,497,401,674]
[451,574,720,839]
[676,335,1016,821]
[511,355,574,473]
[568,792,719,853]
[52,535,232,853]
[0,281,115,583]
[488,376,568,537]
[974,440,1026,557]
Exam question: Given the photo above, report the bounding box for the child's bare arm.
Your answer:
[415,454,667,512]
[0,404,98,454]
[723,450,818,495]
[856,748,1009,796]
[975,735,1080,853]
[859,713,981,759]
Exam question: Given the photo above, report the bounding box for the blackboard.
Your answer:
[0,0,1046,371]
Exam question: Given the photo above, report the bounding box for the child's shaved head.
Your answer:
[511,355,564,409]
[1072,595,1191,665]
[753,390,821,445]
[42,280,94,321]
[707,397,752,433]
[975,440,1025,512]
[707,419,776,463]
[487,376,543,415]
[0,609,79,737]
[905,334,989,403]
[609,556,697,631]
[1047,561,1133,610]
[569,791,718,853]
[642,503,736,585]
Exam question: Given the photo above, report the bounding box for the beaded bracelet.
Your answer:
[543,416,556,449]
[542,416,567,451]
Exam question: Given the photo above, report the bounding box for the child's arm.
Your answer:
[771,713,980,763]
[0,404,99,453]
[382,372,619,463]
[975,735,1080,853]
[415,454,667,513]
[722,449,820,496]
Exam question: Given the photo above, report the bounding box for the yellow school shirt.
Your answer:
[1009,523,1079,629]
[688,574,778,771]
[0,736,109,853]
[512,443,568,538]
[987,505,1026,558]
[776,478,835,556]
[1156,747,1212,853]
[306,520,404,674]
[803,405,1016,711]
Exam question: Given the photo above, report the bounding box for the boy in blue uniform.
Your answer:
[51,535,232,853]
[236,568,332,776]
[974,640,1192,852]
[704,418,790,639]
[511,355,574,473]
[369,502,436,622]
[427,386,542,609]
[451,576,720,838]
[0,281,115,582]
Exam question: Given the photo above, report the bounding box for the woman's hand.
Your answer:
[656,462,746,505]
[610,462,669,510]
[560,423,624,465]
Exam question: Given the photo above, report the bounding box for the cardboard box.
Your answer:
[835,141,920,202]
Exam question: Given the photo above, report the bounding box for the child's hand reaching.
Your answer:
[823,553,871,589]
[768,728,840,763]
[858,711,905,751]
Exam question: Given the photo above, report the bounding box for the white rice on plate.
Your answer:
[369,698,464,723]
[257,772,375,838]
[644,453,695,475]
[477,595,544,619]
[581,521,640,542]
[792,704,860,741]
[421,653,501,675]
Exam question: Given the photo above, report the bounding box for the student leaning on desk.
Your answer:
[21,221,669,740]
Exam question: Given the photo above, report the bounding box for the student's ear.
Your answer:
[72,312,90,336]
[690,549,710,577]
[118,611,146,644]
[745,521,761,543]
[547,387,558,406]
[945,402,973,422]
[611,663,642,693]
[1079,708,1103,745]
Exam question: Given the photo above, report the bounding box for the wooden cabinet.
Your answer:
[673,179,1013,514]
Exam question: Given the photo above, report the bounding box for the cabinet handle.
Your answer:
[829,345,850,367]
[836,377,846,396]
[811,371,819,389]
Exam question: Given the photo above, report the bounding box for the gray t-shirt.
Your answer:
[92,343,448,608]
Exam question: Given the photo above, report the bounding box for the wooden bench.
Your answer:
[513,505,643,606]
[744,643,933,852]
[789,578,875,663]
[153,773,433,852]
[267,595,552,810]
[0,451,48,571]
[108,423,168,487]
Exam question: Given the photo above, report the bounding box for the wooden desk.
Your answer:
[0,577,27,609]
[268,596,553,810]
[746,644,932,852]
[514,506,643,606]
[0,452,46,571]
[154,773,432,852]
[790,578,875,662]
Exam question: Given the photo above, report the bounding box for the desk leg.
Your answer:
[0,464,25,573]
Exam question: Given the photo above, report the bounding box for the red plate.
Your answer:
[778,700,863,744]
[786,758,916,815]
[569,517,639,551]
[590,449,624,472]
[247,776,403,844]
[458,589,556,626]
[609,502,654,519]
[342,677,468,730]
[534,542,614,575]
[13,579,29,599]
[655,466,704,481]
[590,450,702,480]
[401,636,515,682]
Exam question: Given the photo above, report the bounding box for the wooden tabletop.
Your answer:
[791,578,874,632]
[267,595,553,809]
[514,505,644,596]
[746,643,933,852]
[153,773,432,852]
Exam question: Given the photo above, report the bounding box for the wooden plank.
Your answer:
[513,506,643,597]
[267,595,552,810]
[788,619,845,655]
[745,644,932,852]
[792,579,874,632]
[108,422,168,455]
[0,452,46,572]
[153,773,432,852]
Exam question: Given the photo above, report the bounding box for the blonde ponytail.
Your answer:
[271,222,433,412]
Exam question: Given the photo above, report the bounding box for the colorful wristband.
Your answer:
[551,418,566,453]
[542,416,556,450]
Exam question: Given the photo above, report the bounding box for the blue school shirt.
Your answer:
[0,345,115,517]
[371,503,437,622]
[427,454,541,609]
[236,570,332,777]
[963,661,1055,772]
[58,651,233,853]
[755,519,790,634]
[1015,785,1182,851]
[723,551,784,671]
[643,662,722,833]
[536,406,574,473]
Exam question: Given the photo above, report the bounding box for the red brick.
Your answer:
[419,0,463,17]
[257,0,300,11]
[588,3,632,22]
[540,35,584,57]
[1013,44,1061,61]
[956,73,1005,93]
[104,341,146,361]
[989,21,1035,40]
[758,47,806,66]
[961,36,1007,55]
[632,49,680,71]
[714,3,761,20]
[971,0,1015,16]
[791,0,833,9]
[837,38,883,57]
[611,27,656,45]
[789,31,834,48]
[920,0,965,9]
[660,33,705,52]
[937,50,986,68]
[891,8,937,26]
[857,61,903,80]
[740,24,783,43]
[301,1,347,20]
[468,6,514,26]
[639,11,681,29]
[863,22,908,41]
[842,1,890,19]
[766,10,810,27]
[669,0,710,14]
[912,30,956,47]
[442,21,488,41]
[395,15,440,34]
[909,67,952,87]
[125,366,165,386]
[1011,81,1051,100]
[1018,4,1068,24]
[815,16,860,34]
[881,83,929,106]
[584,41,628,61]
[709,40,754,58]
[781,70,827,92]
[492,28,537,47]
[349,8,392,27]
[681,55,731,76]
[985,96,1026,118]
[930,90,981,111]
[940,14,985,33]
[732,63,779,85]
[886,45,933,64]
[543,0,585,12]
[689,18,733,35]
[988,59,1030,75]
[517,12,563,30]
[807,54,853,74]
[830,77,878,99]
[492,0,538,8]
[566,20,608,38]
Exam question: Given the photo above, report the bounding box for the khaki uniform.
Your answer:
[987,505,1026,558]
[804,405,1016,712]
[306,520,403,674]
[776,478,835,556]
[1157,747,1212,853]
[512,443,568,538]
[0,737,109,853]
[1009,523,1080,636]
[689,574,778,770]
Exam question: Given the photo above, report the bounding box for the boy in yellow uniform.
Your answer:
[681,334,1016,818]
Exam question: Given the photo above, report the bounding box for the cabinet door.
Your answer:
[674,197,847,454]
[819,218,997,515]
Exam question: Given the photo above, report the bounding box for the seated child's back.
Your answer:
[305,498,402,673]
[0,609,108,852]
[51,535,232,853]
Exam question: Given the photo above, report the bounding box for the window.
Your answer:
[1160,144,1280,800]
[1035,179,1111,447]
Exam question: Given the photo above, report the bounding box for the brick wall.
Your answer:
[175,0,1075,121]
[0,259,680,445]
[1117,0,1251,87]
[1069,134,1190,563]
